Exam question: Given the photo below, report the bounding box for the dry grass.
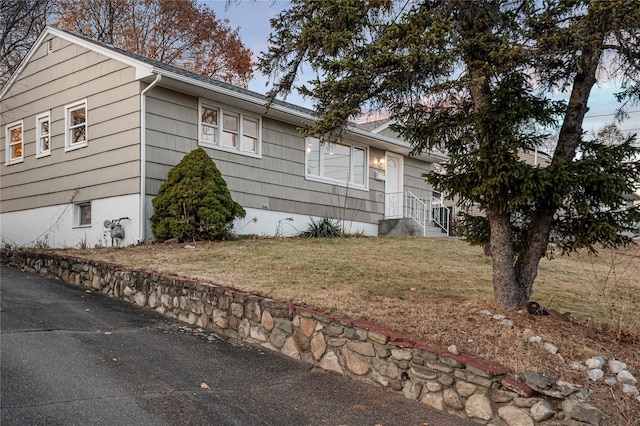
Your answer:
[57,237,640,424]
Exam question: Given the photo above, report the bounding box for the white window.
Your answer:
[36,111,51,158]
[75,202,92,227]
[198,99,261,156]
[65,99,87,151]
[222,112,239,148]
[5,120,24,165]
[305,137,368,188]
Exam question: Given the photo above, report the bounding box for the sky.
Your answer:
[204,0,639,137]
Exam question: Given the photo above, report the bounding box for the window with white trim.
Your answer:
[305,137,368,188]
[198,100,261,156]
[36,111,51,157]
[65,99,87,151]
[5,120,24,165]
[74,202,92,227]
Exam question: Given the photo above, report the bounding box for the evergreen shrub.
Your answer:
[151,148,245,241]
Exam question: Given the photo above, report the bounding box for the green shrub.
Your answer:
[300,216,343,238]
[151,148,245,242]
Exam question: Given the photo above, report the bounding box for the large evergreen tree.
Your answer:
[258,0,640,310]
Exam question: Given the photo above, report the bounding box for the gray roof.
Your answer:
[353,118,392,131]
[54,27,317,117]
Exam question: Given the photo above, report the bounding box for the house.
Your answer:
[0,27,448,248]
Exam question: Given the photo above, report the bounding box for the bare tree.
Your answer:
[0,0,51,90]
[55,0,253,87]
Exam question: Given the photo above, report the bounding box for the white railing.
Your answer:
[385,191,452,236]
[404,191,430,236]
[432,197,451,235]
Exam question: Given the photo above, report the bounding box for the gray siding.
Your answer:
[404,157,434,199]
[145,87,386,224]
[1,36,141,213]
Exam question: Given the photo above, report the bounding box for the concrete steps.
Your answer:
[378,218,449,237]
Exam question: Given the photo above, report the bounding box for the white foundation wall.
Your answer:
[144,197,379,239]
[232,207,379,237]
[1,194,141,248]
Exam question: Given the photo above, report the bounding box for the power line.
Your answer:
[584,110,640,119]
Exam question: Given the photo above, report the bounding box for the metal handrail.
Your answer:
[404,191,429,236]
[384,191,451,236]
[431,197,451,235]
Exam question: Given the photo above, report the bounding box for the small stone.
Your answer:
[554,379,582,397]
[455,381,477,397]
[292,331,308,351]
[604,377,617,387]
[342,349,370,376]
[585,357,606,369]
[230,302,243,317]
[543,342,558,354]
[319,351,343,374]
[513,397,538,408]
[622,384,639,396]
[410,365,437,380]
[447,344,459,355]
[426,381,442,392]
[465,394,493,421]
[608,359,628,374]
[522,328,533,335]
[238,318,250,337]
[490,390,514,403]
[570,361,586,371]
[402,381,423,400]
[421,392,444,410]
[528,336,542,343]
[588,369,604,381]
[269,328,287,348]
[310,333,327,361]
[443,388,464,410]
[479,309,492,316]
[561,400,608,426]
[530,400,555,422]
[371,371,390,387]
[261,311,275,331]
[390,348,413,361]
[524,370,556,389]
[133,292,147,307]
[327,338,347,347]
[300,317,316,337]
[373,359,399,378]
[211,310,228,328]
[501,319,514,327]
[275,318,293,334]
[250,326,268,342]
[280,337,300,359]
[437,373,454,386]
[617,370,637,385]
[493,314,506,320]
[346,341,375,357]
[498,406,534,426]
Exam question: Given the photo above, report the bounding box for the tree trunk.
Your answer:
[487,211,527,310]
[512,2,607,307]
[515,205,555,302]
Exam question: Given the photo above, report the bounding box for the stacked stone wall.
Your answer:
[1,249,609,425]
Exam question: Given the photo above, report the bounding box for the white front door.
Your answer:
[384,153,403,218]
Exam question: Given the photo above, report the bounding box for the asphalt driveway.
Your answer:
[0,266,476,426]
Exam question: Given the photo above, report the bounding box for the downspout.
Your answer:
[139,74,161,242]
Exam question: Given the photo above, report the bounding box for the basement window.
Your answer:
[74,202,92,227]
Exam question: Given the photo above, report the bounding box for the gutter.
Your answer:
[150,69,448,160]
[139,74,162,242]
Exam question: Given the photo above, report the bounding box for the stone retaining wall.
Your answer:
[1,249,609,426]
